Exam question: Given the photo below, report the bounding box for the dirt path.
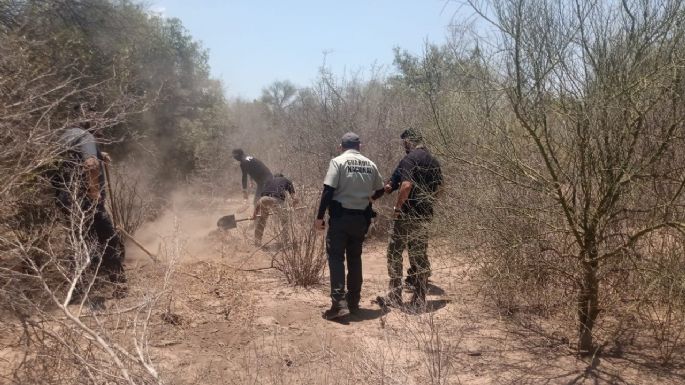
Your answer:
[95,195,685,384]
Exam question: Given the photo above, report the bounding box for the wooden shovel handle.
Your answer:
[118,227,159,263]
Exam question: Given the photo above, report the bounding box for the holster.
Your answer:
[364,204,377,226]
[329,200,344,219]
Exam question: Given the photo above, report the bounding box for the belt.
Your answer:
[340,207,366,215]
[262,193,285,200]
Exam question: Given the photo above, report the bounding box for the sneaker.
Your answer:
[323,301,350,320]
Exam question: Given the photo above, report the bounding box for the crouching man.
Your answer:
[53,117,127,302]
[253,173,296,247]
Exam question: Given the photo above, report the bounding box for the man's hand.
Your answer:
[384,183,393,194]
[101,151,112,164]
[314,219,326,231]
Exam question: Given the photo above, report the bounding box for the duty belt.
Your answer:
[339,207,366,215]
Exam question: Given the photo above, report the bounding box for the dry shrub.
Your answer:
[404,313,455,385]
[631,231,685,365]
[273,196,326,287]
[0,39,159,381]
[3,196,172,385]
[109,164,158,235]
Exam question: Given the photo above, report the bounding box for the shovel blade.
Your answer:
[217,214,237,230]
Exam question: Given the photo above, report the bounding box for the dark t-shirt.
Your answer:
[240,156,273,188]
[261,176,295,201]
[395,146,443,217]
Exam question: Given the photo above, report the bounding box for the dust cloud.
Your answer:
[127,190,252,265]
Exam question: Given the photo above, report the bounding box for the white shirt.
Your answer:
[323,149,384,210]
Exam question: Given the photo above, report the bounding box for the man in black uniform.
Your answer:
[315,132,385,320]
[232,148,273,205]
[253,173,297,246]
[53,118,127,301]
[379,128,442,309]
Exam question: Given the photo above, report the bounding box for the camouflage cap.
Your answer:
[400,128,422,142]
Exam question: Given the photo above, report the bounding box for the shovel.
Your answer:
[217,205,307,230]
[217,214,254,230]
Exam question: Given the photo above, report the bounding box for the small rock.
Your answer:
[161,312,182,326]
[254,316,279,327]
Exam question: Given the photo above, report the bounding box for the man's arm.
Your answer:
[240,162,249,199]
[84,156,101,203]
[434,163,444,198]
[315,184,335,229]
[287,180,299,205]
[392,155,415,212]
[385,167,401,194]
[394,180,412,213]
[371,188,385,201]
[241,162,248,190]
[370,163,385,201]
[316,160,339,229]
[316,185,335,219]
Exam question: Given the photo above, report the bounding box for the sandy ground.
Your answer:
[2,194,684,384]
[116,195,685,385]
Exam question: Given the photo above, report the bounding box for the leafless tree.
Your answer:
[457,0,685,354]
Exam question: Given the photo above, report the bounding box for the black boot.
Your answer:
[408,276,427,312]
[323,300,350,320]
[376,278,403,308]
[346,293,360,314]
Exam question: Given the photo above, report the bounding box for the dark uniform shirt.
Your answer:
[395,146,443,218]
[239,156,273,189]
[260,176,295,201]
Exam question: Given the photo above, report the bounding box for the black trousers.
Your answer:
[326,213,368,306]
[87,204,126,284]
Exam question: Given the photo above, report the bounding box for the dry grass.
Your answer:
[273,198,327,288]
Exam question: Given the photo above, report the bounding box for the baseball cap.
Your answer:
[341,132,361,147]
[400,128,422,142]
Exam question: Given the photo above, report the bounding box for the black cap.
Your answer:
[400,128,422,142]
[232,148,244,160]
[341,132,361,148]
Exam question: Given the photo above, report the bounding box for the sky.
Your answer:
[150,0,463,100]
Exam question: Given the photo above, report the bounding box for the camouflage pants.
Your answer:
[387,217,431,287]
[254,196,289,244]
